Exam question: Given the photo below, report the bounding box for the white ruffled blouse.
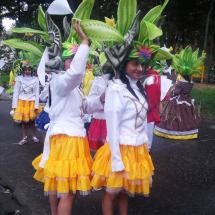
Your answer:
[39,44,103,168]
[12,76,39,109]
[105,76,149,172]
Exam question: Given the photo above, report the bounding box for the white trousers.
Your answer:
[147,122,155,151]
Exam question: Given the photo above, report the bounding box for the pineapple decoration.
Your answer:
[171,47,205,77]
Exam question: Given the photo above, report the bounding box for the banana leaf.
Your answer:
[68,0,95,42]
[154,48,173,60]
[9,27,48,36]
[179,49,184,65]
[81,20,124,43]
[3,39,44,57]
[91,40,103,49]
[117,0,137,36]
[38,6,48,32]
[6,87,14,94]
[89,51,99,57]
[142,0,169,24]
[138,20,162,43]
[172,56,180,67]
[99,52,107,66]
[185,47,192,66]
[189,70,202,76]
[190,56,205,70]
[191,48,199,64]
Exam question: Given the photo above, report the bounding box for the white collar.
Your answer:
[126,75,139,90]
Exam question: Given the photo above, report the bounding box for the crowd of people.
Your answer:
[6,0,205,214]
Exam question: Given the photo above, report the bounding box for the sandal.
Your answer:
[33,137,39,143]
[19,136,27,145]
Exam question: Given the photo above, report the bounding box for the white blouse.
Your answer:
[88,74,110,120]
[12,76,39,109]
[105,76,149,172]
[39,44,104,168]
[39,82,50,113]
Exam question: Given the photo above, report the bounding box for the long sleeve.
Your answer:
[39,83,49,102]
[34,79,39,109]
[84,95,103,114]
[56,44,90,97]
[104,88,125,172]
[12,79,21,109]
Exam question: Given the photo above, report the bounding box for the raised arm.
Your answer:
[55,20,90,97]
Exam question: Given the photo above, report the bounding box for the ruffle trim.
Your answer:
[44,190,91,198]
[93,186,151,197]
[92,171,153,186]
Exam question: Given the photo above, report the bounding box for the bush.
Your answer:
[191,88,215,118]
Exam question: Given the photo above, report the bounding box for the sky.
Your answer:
[2,18,15,31]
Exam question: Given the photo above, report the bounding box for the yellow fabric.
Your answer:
[83,68,94,96]
[154,129,198,140]
[32,135,93,194]
[9,71,17,86]
[13,99,42,122]
[91,142,154,196]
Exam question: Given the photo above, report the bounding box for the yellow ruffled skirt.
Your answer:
[32,134,93,197]
[91,142,154,197]
[14,99,42,123]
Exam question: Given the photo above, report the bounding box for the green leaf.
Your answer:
[18,51,22,59]
[6,87,15,94]
[190,56,205,70]
[81,20,124,43]
[183,46,189,63]
[179,49,184,65]
[38,6,47,32]
[99,52,107,66]
[40,35,51,45]
[9,27,48,36]
[117,0,137,36]
[154,48,173,60]
[185,47,192,66]
[3,39,44,57]
[190,70,202,76]
[138,20,162,43]
[91,40,102,49]
[191,48,199,63]
[89,51,99,57]
[23,51,41,65]
[172,56,180,67]
[68,0,95,42]
[90,42,97,52]
[143,0,169,24]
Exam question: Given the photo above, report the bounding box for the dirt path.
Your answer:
[193,83,215,90]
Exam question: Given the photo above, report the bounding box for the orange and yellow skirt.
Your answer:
[91,142,154,197]
[32,134,93,198]
[14,99,42,123]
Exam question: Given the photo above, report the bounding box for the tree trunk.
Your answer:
[210,30,214,63]
[203,0,215,52]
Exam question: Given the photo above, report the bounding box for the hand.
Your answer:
[73,20,88,46]
[100,92,105,103]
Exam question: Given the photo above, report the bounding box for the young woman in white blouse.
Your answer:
[12,62,41,145]
[32,21,105,215]
[91,46,155,214]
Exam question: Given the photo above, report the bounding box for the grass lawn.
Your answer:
[191,87,215,118]
[0,75,10,87]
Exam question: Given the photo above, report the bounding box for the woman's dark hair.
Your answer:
[183,75,191,83]
[110,60,148,103]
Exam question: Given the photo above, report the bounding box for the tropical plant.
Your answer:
[171,46,205,77]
